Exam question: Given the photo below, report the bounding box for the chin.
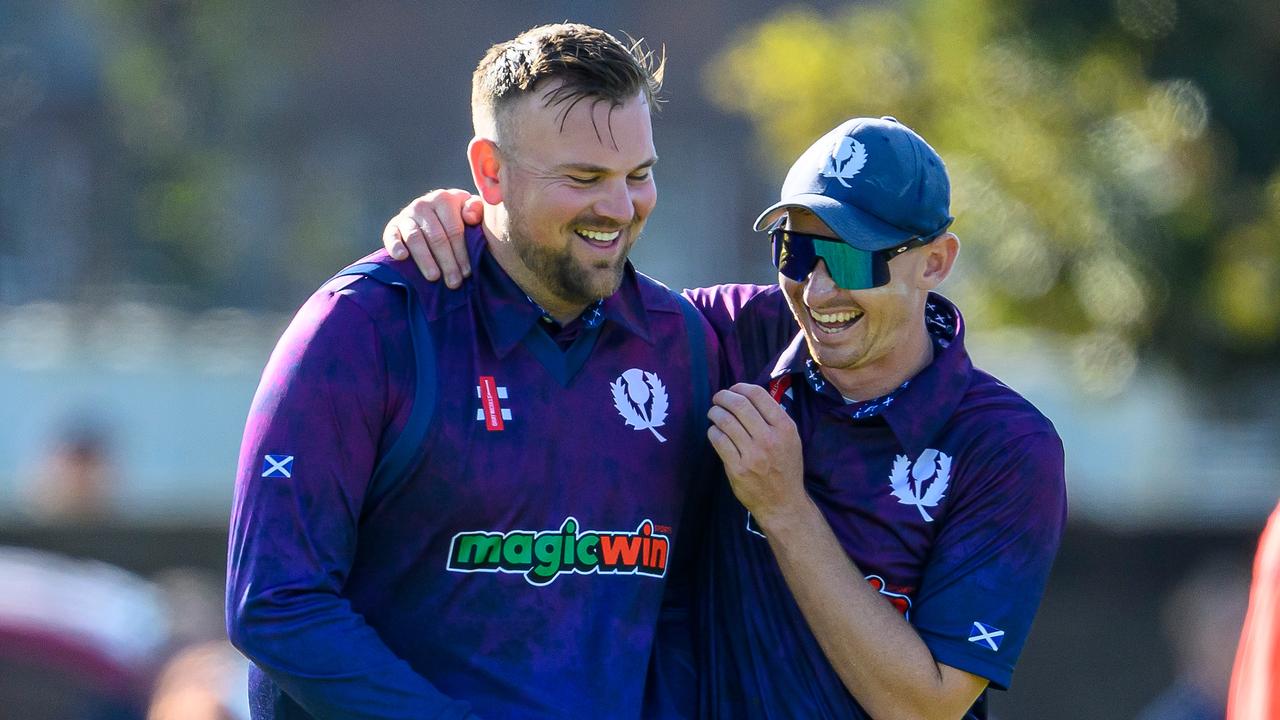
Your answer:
[588,264,627,294]
[808,341,864,371]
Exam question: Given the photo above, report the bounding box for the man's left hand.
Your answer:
[707,383,806,523]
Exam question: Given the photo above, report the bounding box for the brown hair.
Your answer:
[471,23,664,138]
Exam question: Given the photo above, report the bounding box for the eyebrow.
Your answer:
[555,157,658,174]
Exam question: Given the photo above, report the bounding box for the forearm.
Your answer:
[758,499,982,720]
[228,556,476,720]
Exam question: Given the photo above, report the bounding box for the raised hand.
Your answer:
[706,382,806,526]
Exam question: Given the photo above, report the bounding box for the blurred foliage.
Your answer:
[707,0,1280,387]
[84,0,364,307]
[0,1,373,308]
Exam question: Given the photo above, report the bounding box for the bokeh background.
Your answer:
[1,1,1276,718]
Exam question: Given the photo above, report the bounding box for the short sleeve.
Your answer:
[909,430,1067,690]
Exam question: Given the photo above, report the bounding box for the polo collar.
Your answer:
[472,225,652,359]
[879,295,972,456]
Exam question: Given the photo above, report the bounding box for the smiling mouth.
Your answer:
[808,307,863,335]
[575,228,621,248]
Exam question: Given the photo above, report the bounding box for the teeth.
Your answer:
[809,308,862,324]
[577,229,620,242]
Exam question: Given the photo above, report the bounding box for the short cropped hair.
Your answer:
[471,23,664,139]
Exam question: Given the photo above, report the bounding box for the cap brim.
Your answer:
[753,193,918,251]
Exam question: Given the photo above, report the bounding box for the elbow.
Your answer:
[225,583,346,667]
[225,590,275,661]
[862,681,982,720]
[225,597,256,657]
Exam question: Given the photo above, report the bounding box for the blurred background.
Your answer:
[1,0,1276,718]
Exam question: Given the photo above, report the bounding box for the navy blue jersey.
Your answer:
[227,226,719,719]
[684,284,1067,719]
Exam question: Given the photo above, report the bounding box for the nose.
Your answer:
[803,259,839,305]
[593,177,636,226]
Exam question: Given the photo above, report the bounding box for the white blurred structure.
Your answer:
[0,301,1275,527]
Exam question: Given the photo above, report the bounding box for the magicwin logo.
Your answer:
[447,517,670,586]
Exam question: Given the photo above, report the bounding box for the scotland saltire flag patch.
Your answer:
[261,454,294,478]
[968,621,1005,651]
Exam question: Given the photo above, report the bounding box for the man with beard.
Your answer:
[226,23,719,720]
[387,117,1067,719]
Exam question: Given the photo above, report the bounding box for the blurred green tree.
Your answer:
[71,0,365,308]
[706,0,1279,392]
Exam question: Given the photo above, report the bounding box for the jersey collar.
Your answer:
[878,295,973,457]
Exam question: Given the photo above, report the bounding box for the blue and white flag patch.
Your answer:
[968,621,1005,651]
[261,454,294,478]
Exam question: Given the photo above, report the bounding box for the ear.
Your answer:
[919,232,960,290]
[467,137,504,205]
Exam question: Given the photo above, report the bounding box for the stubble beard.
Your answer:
[507,215,632,307]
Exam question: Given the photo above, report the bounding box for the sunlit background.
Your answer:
[1,1,1276,719]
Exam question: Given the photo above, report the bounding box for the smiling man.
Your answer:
[387,117,1068,719]
[688,117,1066,720]
[226,24,719,720]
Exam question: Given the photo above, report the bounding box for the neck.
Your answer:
[822,323,934,402]
[482,218,589,324]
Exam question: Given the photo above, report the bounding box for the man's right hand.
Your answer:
[383,189,484,288]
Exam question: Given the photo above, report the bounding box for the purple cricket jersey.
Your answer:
[227,226,719,720]
[682,283,1067,720]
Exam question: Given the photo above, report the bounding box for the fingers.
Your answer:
[404,190,474,288]
[730,383,793,429]
[707,425,741,465]
[383,219,409,261]
[430,202,471,282]
[392,214,441,282]
[461,194,484,225]
[707,403,752,457]
[418,206,464,288]
[711,387,771,439]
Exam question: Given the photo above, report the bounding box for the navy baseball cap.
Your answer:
[753,116,953,251]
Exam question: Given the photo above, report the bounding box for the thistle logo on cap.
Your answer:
[821,137,867,188]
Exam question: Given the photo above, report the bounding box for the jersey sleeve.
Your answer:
[682,284,797,384]
[909,430,1067,691]
[682,284,772,342]
[226,280,474,720]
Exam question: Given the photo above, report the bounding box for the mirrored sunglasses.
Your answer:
[769,225,938,290]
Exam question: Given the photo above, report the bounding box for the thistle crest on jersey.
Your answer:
[822,137,867,188]
[611,368,669,442]
[888,449,951,522]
